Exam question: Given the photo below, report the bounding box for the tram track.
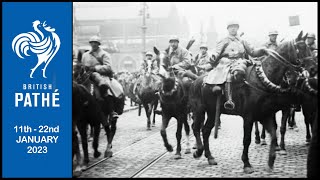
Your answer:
[129,137,192,178]
[81,117,177,172]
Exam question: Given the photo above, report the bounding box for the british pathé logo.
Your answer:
[12,20,61,78]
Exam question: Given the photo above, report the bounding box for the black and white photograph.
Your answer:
[72,2,318,178]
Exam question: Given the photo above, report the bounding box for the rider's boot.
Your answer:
[224,82,235,110]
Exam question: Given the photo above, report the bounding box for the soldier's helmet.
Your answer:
[200,43,208,50]
[268,30,279,36]
[89,36,101,45]
[227,20,239,29]
[145,51,153,57]
[307,32,316,39]
[169,35,179,43]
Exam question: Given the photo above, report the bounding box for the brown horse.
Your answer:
[135,58,162,130]
[73,63,124,158]
[154,47,192,159]
[72,81,107,168]
[189,31,312,173]
[255,54,317,155]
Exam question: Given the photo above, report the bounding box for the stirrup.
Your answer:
[224,100,235,110]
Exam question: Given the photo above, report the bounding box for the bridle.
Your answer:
[74,65,95,95]
[246,39,317,95]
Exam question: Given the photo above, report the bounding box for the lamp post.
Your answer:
[139,2,150,57]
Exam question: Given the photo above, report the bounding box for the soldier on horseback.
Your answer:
[133,51,161,103]
[205,20,268,110]
[159,35,193,82]
[81,35,124,119]
[264,30,279,50]
[306,32,317,57]
[140,51,159,74]
[193,43,214,74]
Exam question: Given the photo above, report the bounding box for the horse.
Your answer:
[254,53,317,155]
[73,62,124,158]
[189,31,313,173]
[154,47,192,159]
[135,58,162,130]
[72,81,107,169]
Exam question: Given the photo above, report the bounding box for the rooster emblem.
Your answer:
[12,20,61,78]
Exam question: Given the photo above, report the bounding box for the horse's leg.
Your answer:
[77,122,89,165]
[242,115,254,174]
[182,112,191,154]
[105,118,117,157]
[174,118,183,159]
[160,114,173,152]
[152,99,158,126]
[203,106,218,165]
[305,113,312,144]
[254,121,261,144]
[192,110,205,158]
[103,121,112,158]
[92,123,101,158]
[72,127,82,176]
[263,114,278,172]
[144,103,152,130]
[292,110,298,131]
[261,124,267,145]
[280,108,289,155]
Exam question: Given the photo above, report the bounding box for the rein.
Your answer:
[244,40,315,95]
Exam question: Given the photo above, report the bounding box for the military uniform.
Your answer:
[168,46,192,72]
[264,30,279,50]
[81,36,124,118]
[306,33,318,58]
[205,20,266,110]
[194,44,213,72]
[264,40,278,50]
[205,35,265,85]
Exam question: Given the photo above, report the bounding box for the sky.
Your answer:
[172,2,317,42]
[74,2,318,45]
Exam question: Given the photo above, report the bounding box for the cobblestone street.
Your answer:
[76,105,310,178]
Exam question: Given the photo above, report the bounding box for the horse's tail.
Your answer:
[138,103,142,116]
[214,94,221,139]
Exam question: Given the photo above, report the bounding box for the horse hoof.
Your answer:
[80,164,88,171]
[275,146,280,151]
[294,127,299,132]
[261,139,267,145]
[174,154,182,159]
[166,145,173,152]
[306,138,311,143]
[94,151,101,158]
[279,150,287,155]
[208,158,218,165]
[185,148,191,154]
[73,169,82,177]
[104,150,113,158]
[152,123,155,127]
[193,151,201,159]
[243,167,254,174]
[265,166,273,173]
[218,125,221,129]
[255,139,261,144]
[192,144,197,149]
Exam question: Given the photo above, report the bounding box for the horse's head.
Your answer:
[277,31,311,67]
[154,46,172,78]
[272,31,316,89]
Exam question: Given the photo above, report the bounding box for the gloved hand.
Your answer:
[85,66,96,72]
